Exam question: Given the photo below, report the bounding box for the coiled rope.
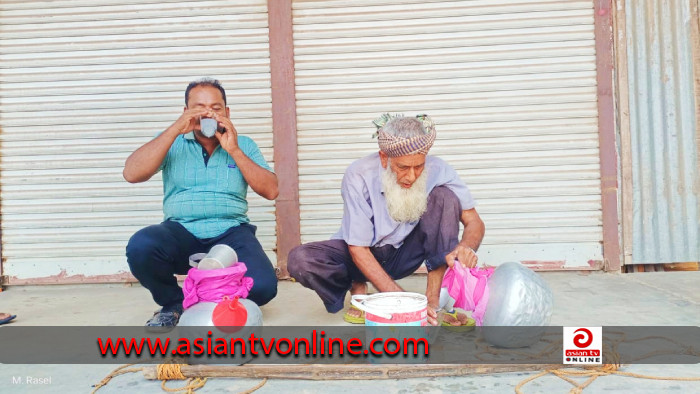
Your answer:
[92,332,699,393]
[91,363,264,394]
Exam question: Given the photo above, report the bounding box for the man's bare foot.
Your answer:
[0,313,16,325]
[457,312,470,325]
[442,310,470,326]
[441,310,476,332]
[346,282,368,319]
[442,311,461,325]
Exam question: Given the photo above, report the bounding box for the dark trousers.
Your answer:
[288,186,461,313]
[126,221,277,309]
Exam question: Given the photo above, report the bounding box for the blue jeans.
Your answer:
[126,221,277,309]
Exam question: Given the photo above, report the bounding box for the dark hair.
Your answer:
[185,77,227,106]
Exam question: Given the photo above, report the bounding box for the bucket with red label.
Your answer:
[351,292,428,326]
[351,292,431,363]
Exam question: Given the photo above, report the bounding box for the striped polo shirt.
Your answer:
[159,132,272,239]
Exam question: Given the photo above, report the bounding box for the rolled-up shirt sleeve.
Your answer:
[339,170,375,246]
[241,136,273,173]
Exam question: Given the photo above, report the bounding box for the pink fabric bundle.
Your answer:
[442,263,494,326]
[182,263,254,309]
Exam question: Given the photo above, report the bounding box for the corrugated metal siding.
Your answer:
[0,0,276,282]
[627,0,700,263]
[293,0,603,266]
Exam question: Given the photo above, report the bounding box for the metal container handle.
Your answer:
[189,253,207,268]
[350,295,393,320]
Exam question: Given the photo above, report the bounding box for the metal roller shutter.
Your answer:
[293,0,602,268]
[0,0,276,283]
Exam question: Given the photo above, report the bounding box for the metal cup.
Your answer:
[197,244,238,270]
[200,117,218,138]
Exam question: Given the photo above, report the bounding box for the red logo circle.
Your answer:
[573,328,593,348]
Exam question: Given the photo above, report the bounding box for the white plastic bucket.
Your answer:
[351,292,428,326]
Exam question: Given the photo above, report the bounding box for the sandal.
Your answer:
[0,313,17,325]
[343,305,365,324]
[145,305,183,333]
[441,309,475,332]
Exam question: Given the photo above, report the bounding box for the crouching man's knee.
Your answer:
[287,244,312,281]
[427,185,461,212]
[247,275,278,306]
[126,226,169,275]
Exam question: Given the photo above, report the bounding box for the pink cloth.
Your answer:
[182,263,254,309]
[442,263,494,326]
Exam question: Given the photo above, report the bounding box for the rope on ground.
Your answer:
[157,363,207,393]
[238,378,268,394]
[92,330,699,394]
[93,363,268,394]
[157,363,187,380]
[516,363,700,394]
[160,377,207,393]
[91,364,143,394]
[513,332,700,394]
[92,363,206,394]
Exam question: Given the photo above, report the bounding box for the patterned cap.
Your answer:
[373,113,436,157]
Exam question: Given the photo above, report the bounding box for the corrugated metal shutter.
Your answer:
[293,0,603,268]
[626,0,699,264]
[0,0,276,283]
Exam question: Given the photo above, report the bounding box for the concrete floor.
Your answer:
[1,271,699,393]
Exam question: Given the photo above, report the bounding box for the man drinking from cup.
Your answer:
[123,78,278,327]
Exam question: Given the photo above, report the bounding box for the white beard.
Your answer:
[381,165,428,223]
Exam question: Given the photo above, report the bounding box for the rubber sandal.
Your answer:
[343,305,365,324]
[441,310,475,332]
[0,313,17,325]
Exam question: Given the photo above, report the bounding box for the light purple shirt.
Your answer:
[332,152,476,248]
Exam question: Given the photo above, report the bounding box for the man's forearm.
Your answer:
[123,128,179,183]
[426,264,447,308]
[459,228,483,251]
[229,149,279,200]
[459,213,485,251]
[348,245,403,292]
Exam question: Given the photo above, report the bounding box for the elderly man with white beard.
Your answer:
[287,114,485,325]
